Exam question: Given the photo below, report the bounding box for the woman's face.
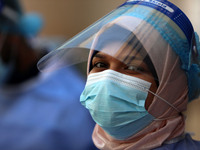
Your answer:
[90,52,158,109]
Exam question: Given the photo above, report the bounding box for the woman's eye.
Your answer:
[126,65,144,72]
[93,62,107,68]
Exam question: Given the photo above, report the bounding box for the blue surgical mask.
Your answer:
[80,70,155,140]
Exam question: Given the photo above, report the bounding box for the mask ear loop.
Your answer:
[143,88,181,121]
[146,89,180,112]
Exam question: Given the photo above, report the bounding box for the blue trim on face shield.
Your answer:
[120,0,194,47]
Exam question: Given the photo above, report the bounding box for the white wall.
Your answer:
[20,0,125,38]
[171,0,200,35]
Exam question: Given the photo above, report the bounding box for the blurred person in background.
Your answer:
[0,0,97,150]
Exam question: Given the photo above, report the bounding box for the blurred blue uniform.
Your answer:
[0,0,97,149]
[0,67,97,150]
[154,134,200,150]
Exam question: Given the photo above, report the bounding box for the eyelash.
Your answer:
[93,62,107,68]
[125,66,144,72]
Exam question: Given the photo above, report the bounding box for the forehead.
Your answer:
[93,38,147,66]
[92,29,148,66]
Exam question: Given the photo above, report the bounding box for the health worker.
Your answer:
[38,0,200,149]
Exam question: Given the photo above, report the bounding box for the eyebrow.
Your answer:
[93,52,143,63]
[93,53,106,59]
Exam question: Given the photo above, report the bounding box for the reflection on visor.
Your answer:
[90,19,147,65]
[37,47,89,72]
[37,5,133,72]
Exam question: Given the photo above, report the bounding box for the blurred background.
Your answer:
[20,0,200,140]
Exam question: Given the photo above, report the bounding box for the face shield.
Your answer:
[38,0,195,71]
[38,0,199,117]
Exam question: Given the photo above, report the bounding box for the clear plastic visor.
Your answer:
[37,5,161,72]
[38,15,159,82]
[37,4,188,84]
[37,4,190,118]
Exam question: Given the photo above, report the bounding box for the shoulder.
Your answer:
[154,134,200,150]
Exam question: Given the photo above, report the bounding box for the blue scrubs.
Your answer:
[154,134,200,150]
[0,67,97,150]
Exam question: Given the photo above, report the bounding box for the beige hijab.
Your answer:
[89,16,188,150]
